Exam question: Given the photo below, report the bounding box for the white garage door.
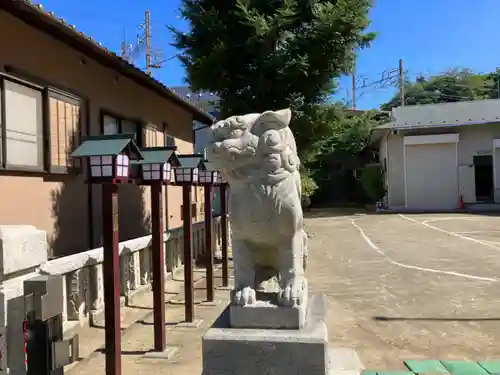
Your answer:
[405,143,458,210]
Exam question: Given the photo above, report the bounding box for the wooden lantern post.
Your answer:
[220,182,229,287]
[132,147,179,352]
[199,163,219,302]
[70,134,143,375]
[173,154,205,323]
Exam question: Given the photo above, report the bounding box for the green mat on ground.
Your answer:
[478,361,500,374]
[362,371,379,375]
[404,360,450,374]
[441,361,490,375]
[375,372,414,375]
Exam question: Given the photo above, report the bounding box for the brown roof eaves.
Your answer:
[1,0,215,125]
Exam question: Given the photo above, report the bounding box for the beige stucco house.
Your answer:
[0,1,214,256]
[372,99,500,211]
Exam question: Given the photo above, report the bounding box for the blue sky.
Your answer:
[40,0,500,110]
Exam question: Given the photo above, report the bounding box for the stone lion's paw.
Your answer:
[278,278,304,307]
[232,286,256,306]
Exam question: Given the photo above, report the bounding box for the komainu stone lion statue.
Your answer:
[207,108,308,308]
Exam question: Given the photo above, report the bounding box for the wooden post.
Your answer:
[220,183,229,287]
[182,185,194,322]
[102,183,121,375]
[151,183,166,351]
[204,184,214,302]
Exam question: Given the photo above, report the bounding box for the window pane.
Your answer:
[103,115,119,134]
[165,132,176,147]
[49,94,82,168]
[121,120,138,138]
[4,80,42,167]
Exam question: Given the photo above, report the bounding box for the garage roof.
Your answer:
[2,0,215,125]
[377,98,500,130]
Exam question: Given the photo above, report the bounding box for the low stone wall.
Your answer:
[1,217,228,374]
[46,217,225,328]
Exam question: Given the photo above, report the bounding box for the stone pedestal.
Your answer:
[229,285,308,329]
[203,293,336,375]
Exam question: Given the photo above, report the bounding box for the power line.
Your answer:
[121,10,167,75]
[348,60,404,108]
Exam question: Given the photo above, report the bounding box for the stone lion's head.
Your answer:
[206,108,300,183]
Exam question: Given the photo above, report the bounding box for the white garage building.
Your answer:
[373,99,500,211]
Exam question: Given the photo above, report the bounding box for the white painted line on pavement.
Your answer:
[351,218,498,283]
[399,214,500,251]
[454,230,500,234]
[422,217,481,225]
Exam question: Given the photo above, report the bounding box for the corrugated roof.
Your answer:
[1,0,214,124]
[71,134,143,158]
[388,98,500,129]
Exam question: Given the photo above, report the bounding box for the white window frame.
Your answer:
[0,75,44,171]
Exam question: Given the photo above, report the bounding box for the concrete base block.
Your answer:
[202,293,330,375]
[142,346,179,360]
[176,319,203,328]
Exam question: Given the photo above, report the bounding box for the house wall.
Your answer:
[378,134,388,198]
[384,123,500,208]
[457,123,500,202]
[386,132,405,206]
[0,10,200,256]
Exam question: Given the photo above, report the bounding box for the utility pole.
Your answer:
[145,10,152,75]
[352,64,357,110]
[120,29,132,60]
[120,10,166,74]
[399,58,405,106]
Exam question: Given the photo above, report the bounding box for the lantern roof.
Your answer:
[131,146,180,166]
[70,134,143,159]
[202,161,218,171]
[176,154,206,169]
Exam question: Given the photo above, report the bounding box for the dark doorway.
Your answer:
[474,154,494,201]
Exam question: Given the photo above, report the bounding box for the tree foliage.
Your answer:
[314,105,385,165]
[360,164,384,202]
[381,68,500,110]
[170,0,376,163]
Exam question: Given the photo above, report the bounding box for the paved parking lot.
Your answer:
[305,212,500,370]
[68,211,500,375]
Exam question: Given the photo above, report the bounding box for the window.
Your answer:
[144,123,165,147]
[48,90,81,172]
[103,115,119,135]
[101,113,142,145]
[163,123,176,148]
[0,78,44,170]
[165,133,176,147]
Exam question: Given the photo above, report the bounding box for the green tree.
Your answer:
[170,0,376,163]
[309,105,385,204]
[360,164,384,202]
[381,68,495,110]
[315,105,384,166]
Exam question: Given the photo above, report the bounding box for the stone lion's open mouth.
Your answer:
[226,145,256,156]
